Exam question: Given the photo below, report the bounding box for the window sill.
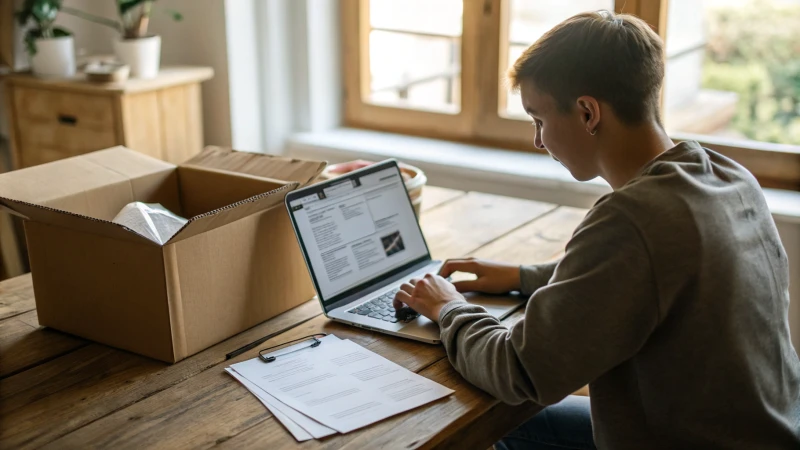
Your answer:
[287,128,800,224]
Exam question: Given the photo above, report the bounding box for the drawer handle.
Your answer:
[58,115,78,126]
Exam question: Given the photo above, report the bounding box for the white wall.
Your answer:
[219,0,343,154]
[223,0,266,153]
[56,0,118,56]
[147,0,342,153]
[148,0,232,147]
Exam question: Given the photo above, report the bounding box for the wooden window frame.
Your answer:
[342,0,800,190]
[342,0,480,141]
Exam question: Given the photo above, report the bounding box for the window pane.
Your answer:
[370,0,462,36]
[664,0,800,147]
[502,0,615,119]
[367,0,462,113]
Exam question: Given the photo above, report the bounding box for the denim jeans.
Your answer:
[495,395,596,450]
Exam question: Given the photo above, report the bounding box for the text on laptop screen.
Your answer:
[289,167,428,302]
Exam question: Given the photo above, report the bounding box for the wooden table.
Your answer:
[0,187,588,449]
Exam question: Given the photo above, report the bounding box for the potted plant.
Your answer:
[16,0,75,78]
[63,0,182,79]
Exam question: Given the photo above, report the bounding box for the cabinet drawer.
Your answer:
[13,87,115,128]
[16,119,119,167]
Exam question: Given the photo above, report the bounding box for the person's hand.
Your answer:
[438,258,521,294]
[393,273,465,322]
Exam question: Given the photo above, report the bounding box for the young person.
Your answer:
[393,10,800,449]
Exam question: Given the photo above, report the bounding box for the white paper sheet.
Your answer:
[231,337,454,433]
[226,368,314,441]
[225,335,340,441]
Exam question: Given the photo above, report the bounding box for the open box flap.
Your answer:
[81,146,177,180]
[0,147,175,212]
[182,146,326,188]
[0,198,159,245]
[0,147,176,245]
[165,182,299,244]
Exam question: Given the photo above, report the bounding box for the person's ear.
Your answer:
[576,96,601,136]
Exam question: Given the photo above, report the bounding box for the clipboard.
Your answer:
[258,333,328,363]
[226,332,328,361]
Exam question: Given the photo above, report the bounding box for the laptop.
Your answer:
[285,159,524,344]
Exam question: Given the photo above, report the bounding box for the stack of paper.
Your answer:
[225,334,454,441]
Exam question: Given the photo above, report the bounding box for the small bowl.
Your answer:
[84,61,130,83]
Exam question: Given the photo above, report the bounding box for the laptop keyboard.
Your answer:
[346,287,419,323]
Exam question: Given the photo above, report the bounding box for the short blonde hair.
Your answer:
[508,10,664,124]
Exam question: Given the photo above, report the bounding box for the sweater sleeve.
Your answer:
[519,261,559,296]
[438,204,659,406]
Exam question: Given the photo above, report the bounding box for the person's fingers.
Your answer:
[394,289,412,309]
[439,260,463,278]
[399,282,414,295]
[439,259,479,278]
[409,278,421,286]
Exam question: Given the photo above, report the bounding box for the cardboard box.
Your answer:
[0,146,326,363]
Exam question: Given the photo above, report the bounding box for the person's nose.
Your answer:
[534,127,545,150]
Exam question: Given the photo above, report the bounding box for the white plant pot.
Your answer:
[30,36,76,78]
[114,35,161,79]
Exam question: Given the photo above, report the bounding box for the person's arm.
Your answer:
[437,205,660,406]
[519,261,559,296]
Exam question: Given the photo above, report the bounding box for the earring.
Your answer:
[587,128,597,136]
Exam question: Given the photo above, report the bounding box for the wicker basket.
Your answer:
[318,160,427,219]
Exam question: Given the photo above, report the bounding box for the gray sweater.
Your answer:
[438,141,800,449]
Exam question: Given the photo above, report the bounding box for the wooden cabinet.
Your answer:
[3,66,213,168]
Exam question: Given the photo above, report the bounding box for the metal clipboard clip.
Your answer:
[258,333,328,363]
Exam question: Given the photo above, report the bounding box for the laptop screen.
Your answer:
[287,162,430,309]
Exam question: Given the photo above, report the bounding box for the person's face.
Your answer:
[520,80,598,181]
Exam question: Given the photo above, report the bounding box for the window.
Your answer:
[342,0,800,190]
[663,0,800,189]
[366,0,463,113]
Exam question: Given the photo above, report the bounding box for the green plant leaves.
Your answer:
[31,0,62,24]
[118,0,147,15]
[23,25,71,55]
[16,0,62,26]
[16,0,71,54]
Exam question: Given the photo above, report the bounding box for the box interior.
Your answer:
[176,165,287,218]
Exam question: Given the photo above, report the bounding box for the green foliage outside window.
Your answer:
[703,0,800,145]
